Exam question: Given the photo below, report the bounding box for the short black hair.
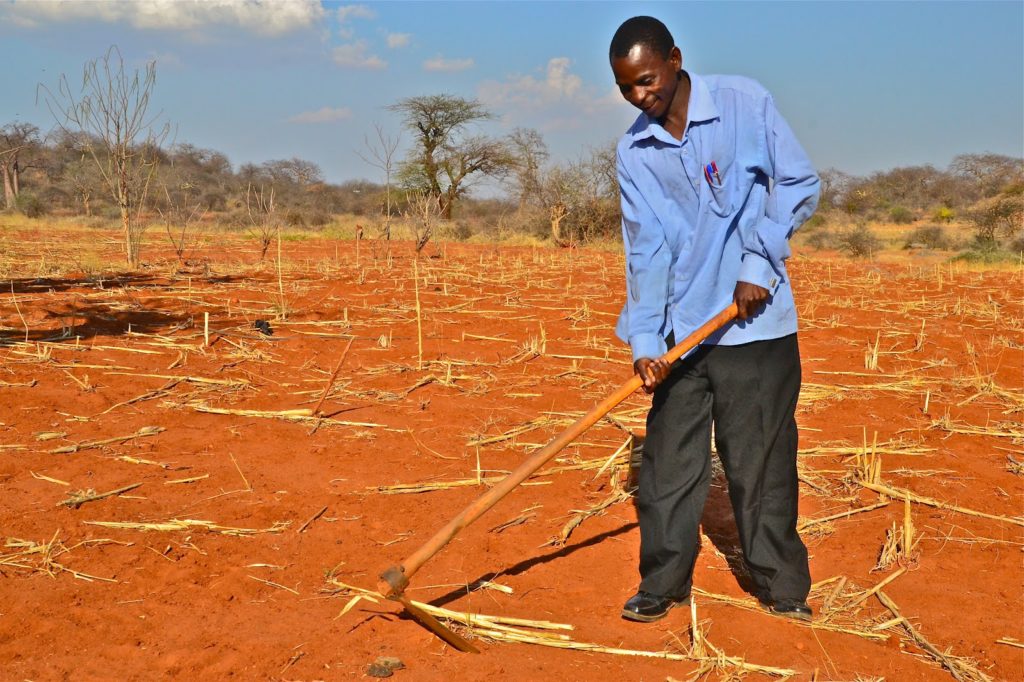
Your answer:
[609,16,674,61]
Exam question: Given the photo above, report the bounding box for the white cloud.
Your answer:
[288,107,354,124]
[336,3,374,39]
[423,55,474,73]
[386,32,411,49]
[478,57,619,130]
[336,4,375,22]
[3,0,325,36]
[332,41,386,70]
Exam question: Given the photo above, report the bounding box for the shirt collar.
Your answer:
[629,71,720,145]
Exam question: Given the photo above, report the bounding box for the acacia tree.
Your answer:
[389,94,511,219]
[0,121,41,209]
[40,46,170,267]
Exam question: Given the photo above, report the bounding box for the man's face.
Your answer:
[611,44,682,120]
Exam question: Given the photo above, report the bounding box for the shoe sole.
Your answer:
[770,608,812,622]
[621,598,689,623]
[761,601,813,622]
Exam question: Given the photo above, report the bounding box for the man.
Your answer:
[609,16,819,622]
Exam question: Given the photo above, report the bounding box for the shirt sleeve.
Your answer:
[738,95,820,292]
[615,151,671,363]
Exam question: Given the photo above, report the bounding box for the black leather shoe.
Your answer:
[769,598,813,621]
[621,591,688,622]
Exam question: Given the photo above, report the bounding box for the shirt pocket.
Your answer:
[705,133,738,217]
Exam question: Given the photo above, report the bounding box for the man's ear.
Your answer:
[669,46,682,71]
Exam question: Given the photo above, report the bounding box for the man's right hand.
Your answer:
[634,357,671,394]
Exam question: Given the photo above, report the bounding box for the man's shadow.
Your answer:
[627,435,758,596]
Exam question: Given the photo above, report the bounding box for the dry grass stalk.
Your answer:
[59,482,143,509]
[874,496,920,571]
[31,471,70,486]
[296,505,328,533]
[311,337,355,416]
[845,567,907,610]
[858,480,1024,527]
[876,590,993,682]
[798,501,889,532]
[489,505,540,533]
[84,518,289,536]
[105,371,249,387]
[189,401,386,428]
[853,430,883,485]
[50,426,164,454]
[544,487,630,547]
[414,257,423,369]
[1,532,121,582]
[928,414,1024,440]
[95,379,180,416]
[328,580,793,676]
[691,588,890,641]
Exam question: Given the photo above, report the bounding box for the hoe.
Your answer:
[376,303,738,652]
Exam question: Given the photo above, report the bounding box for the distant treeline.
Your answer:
[2,120,1021,248]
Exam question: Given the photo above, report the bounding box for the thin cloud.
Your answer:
[288,107,354,124]
[386,32,411,49]
[479,57,619,130]
[423,55,474,73]
[332,41,386,70]
[2,0,325,36]
[336,3,375,39]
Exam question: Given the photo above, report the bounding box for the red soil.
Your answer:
[0,231,1021,681]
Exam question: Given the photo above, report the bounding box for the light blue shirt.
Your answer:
[615,71,820,363]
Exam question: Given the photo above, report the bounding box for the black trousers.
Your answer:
[637,333,810,602]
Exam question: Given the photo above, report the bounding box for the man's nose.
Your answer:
[626,87,646,106]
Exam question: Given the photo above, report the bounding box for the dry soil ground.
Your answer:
[0,228,1021,681]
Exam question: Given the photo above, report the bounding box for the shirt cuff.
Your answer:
[738,252,782,293]
[629,332,667,364]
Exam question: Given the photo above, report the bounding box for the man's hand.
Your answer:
[733,281,769,320]
[634,357,671,394]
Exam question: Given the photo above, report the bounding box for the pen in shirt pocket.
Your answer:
[704,161,722,187]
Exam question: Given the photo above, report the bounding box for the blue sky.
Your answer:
[1,0,1021,189]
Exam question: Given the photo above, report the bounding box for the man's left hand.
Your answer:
[734,281,769,320]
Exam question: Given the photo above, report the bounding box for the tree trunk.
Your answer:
[550,203,571,247]
[1,164,13,209]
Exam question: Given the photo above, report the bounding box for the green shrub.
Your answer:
[14,193,46,218]
[804,213,828,229]
[837,224,881,258]
[888,205,914,224]
[903,225,950,250]
[804,227,834,250]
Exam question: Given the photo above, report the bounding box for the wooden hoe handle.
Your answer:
[378,303,739,598]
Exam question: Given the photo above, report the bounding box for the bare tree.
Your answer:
[158,179,207,265]
[246,184,279,262]
[357,123,401,239]
[506,128,549,211]
[538,144,620,245]
[0,122,41,209]
[389,94,512,219]
[39,46,170,267]
[261,158,324,186]
[407,191,438,254]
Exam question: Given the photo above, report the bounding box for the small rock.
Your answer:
[366,663,393,678]
[367,656,404,678]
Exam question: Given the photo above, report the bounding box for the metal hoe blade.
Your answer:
[394,594,480,654]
